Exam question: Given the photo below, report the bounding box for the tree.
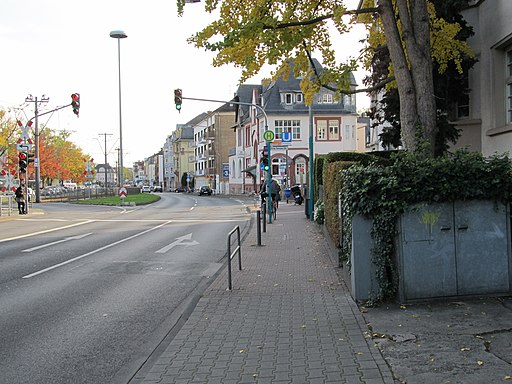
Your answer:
[177,0,473,156]
[365,0,476,155]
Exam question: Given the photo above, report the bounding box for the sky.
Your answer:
[1,0,369,167]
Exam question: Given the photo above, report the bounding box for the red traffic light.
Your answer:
[19,152,27,160]
[71,93,80,117]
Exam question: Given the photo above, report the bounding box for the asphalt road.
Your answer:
[0,192,253,384]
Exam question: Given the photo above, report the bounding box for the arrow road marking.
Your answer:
[22,220,172,279]
[22,233,93,252]
[155,233,199,254]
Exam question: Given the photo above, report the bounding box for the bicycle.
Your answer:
[261,193,277,222]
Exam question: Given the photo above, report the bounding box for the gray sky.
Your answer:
[1,0,369,166]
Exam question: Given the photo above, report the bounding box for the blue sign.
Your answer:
[282,131,292,143]
[223,169,229,177]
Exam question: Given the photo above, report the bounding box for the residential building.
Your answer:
[192,104,236,194]
[132,161,145,186]
[163,136,174,191]
[454,0,512,156]
[229,59,358,194]
[171,123,195,191]
[95,163,116,187]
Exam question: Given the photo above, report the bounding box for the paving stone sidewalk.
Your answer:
[137,201,395,384]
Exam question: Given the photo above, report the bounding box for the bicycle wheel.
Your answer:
[272,201,277,220]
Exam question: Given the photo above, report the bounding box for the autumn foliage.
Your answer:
[0,110,91,187]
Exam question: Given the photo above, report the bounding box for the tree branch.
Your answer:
[262,7,379,30]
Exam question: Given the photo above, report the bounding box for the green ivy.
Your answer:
[340,150,512,302]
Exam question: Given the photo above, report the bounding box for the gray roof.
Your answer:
[261,59,357,116]
[234,84,262,124]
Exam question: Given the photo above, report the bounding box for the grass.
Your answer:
[74,193,161,206]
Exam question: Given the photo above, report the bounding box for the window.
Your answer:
[329,120,339,140]
[316,118,340,141]
[321,93,333,104]
[317,120,327,140]
[275,120,301,140]
[296,93,303,103]
[507,48,512,123]
[345,125,351,139]
[285,93,293,104]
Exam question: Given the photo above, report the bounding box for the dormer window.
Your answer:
[296,93,303,103]
[321,93,333,104]
[285,93,293,104]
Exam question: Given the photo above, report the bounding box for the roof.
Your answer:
[260,59,357,116]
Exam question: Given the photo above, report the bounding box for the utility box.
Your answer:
[398,201,511,301]
[350,214,380,301]
[350,201,512,302]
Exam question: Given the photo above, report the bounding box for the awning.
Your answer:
[242,165,257,179]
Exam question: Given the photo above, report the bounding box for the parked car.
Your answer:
[153,185,163,192]
[198,186,212,196]
[174,187,185,193]
[140,185,151,193]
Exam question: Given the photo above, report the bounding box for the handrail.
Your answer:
[226,225,242,290]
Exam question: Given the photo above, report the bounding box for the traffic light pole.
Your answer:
[25,100,73,203]
[181,95,274,222]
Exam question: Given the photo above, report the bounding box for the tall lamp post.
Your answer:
[110,30,127,187]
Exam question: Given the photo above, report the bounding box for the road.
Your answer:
[0,192,254,384]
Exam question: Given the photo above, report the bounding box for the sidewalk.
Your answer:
[136,201,395,384]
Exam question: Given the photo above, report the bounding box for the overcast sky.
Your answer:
[1,0,369,167]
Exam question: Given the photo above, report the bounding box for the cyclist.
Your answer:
[260,178,281,208]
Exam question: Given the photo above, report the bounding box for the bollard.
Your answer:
[262,203,267,233]
[256,210,262,246]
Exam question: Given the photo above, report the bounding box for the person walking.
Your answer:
[15,184,26,214]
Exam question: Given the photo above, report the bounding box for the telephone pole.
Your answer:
[98,133,113,188]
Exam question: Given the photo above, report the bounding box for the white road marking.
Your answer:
[22,233,93,252]
[155,233,199,254]
[22,220,173,279]
[0,220,95,244]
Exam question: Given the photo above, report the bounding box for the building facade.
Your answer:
[454,0,512,156]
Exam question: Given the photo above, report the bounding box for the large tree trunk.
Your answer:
[378,0,438,155]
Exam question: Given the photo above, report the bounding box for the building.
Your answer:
[192,104,236,194]
[171,123,195,191]
[454,0,512,156]
[94,163,116,187]
[229,59,358,194]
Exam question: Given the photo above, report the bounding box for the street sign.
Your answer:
[282,131,292,143]
[263,130,275,142]
[118,187,127,199]
[16,143,33,151]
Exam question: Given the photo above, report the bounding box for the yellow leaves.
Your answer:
[476,360,484,366]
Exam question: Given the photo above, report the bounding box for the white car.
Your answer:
[140,185,151,193]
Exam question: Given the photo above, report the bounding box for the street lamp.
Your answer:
[110,30,127,187]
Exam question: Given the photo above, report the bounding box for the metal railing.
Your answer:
[0,195,14,216]
[227,225,242,290]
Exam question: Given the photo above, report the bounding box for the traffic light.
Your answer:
[260,150,269,172]
[71,93,80,117]
[18,152,28,173]
[174,89,182,112]
[27,152,35,164]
